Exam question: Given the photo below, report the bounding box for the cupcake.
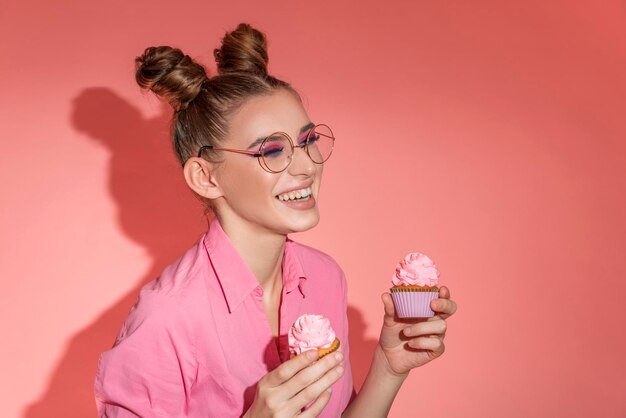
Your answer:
[390,252,440,318]
[288,314,340,358]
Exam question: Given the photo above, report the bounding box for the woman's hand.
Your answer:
[243,349,345,418]
[377,286,457,377]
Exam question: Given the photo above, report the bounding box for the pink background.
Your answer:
[2,1,625,417]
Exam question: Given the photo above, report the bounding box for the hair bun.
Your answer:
[135,46,208,111]
[214,23,269,76]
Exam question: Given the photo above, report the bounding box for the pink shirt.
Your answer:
[95,219,354,417]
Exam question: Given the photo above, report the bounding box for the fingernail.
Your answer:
[335,366,344,375]
[326,387,333,393]
[307,350,318,360]
[334,352,343,361]
[403,327,412,336]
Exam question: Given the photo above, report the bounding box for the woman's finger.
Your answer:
[408,336,445,353]
[282,351,344,400]
[298,388,332,418]
[403,319,446,337]
[263,350,319,387]
[381,292,395,318]
[431,294,457,319]
[288,363,344,415]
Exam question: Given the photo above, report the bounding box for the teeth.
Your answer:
[278,187,312,201]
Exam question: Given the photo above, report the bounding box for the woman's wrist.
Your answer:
[372,344,410,383]
[342,346,408,418]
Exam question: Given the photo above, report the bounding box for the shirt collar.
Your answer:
[284,239,307,298]
[203,218,307,313]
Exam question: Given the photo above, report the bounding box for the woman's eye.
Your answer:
[299,132,319,146]
[262,146,285,157]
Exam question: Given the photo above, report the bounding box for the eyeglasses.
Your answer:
[197,124,335,173]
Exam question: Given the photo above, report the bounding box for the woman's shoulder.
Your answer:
[115,235,213,342]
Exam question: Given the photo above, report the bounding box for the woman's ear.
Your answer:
[183,157,224,200]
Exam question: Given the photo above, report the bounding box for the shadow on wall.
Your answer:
[22,87,206,418]
[21,87,376,417]
[347,306,378,391]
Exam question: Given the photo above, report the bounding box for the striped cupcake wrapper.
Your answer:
[390,291,438,318]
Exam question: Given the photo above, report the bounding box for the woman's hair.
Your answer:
[135,23,297,166]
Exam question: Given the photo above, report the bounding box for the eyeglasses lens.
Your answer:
[259,125,335,173]
[260,133,293,173]
[306,124,334,164]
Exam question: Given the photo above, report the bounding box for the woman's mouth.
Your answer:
[276,187,312,202]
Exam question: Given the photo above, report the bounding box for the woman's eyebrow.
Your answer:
[298,122,315,137]
[246,122,315,149]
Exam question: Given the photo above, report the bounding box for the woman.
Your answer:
[95,23,457,417]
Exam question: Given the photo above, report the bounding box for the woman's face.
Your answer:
[212,89,324,236]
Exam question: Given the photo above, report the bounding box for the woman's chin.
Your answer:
[283,212,320,234]
[272,197,320,233]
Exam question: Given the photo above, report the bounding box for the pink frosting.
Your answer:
[288,314,337,355]
[392,252,440,286]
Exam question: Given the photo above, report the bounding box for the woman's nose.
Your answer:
[287,146,316,176]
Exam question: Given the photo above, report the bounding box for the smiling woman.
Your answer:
[196,89,326,236]
[94,22,456,418]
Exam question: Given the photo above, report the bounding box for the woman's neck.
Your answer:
[217,214,286,291]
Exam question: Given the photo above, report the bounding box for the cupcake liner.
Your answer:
[390,290,438,318]
[318,338,340,358]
